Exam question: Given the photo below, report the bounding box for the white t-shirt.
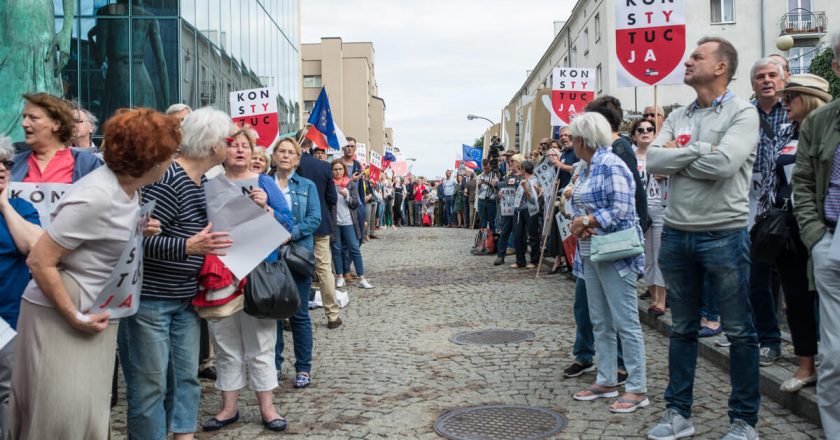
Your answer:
[23,166,139,311]
[637,156,663,208]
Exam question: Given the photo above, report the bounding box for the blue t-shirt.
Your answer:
[0,198,41,329]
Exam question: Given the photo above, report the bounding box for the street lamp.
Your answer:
[466,114,495,126]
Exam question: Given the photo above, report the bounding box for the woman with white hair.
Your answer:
[568,112,648,413]
[121,107,234,440]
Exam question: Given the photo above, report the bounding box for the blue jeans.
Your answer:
[332,224,364,276]
[477,199,496,232]
[750,260,781,350]
[700,276,720,322]
[582,257,647,393]
[444,195,455,225]
[659,226,760,426]
[495,215,513,258]
[275,272,313,373]
[573,277,625,369]
[120,298,201,438]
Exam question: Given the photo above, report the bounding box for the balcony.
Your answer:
[780,9,827,36]
[790,66,810,75]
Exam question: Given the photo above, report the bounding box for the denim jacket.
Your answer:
[284,172,321,251]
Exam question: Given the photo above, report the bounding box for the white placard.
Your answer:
[0,318,15,350]
[535,161,558,190]
[356,143,368,167]
[369,150,382,168]
[551,68,597,126]
[204,176,290,279]
[8,182,72,228]
[500,188,516,216]
[89,201,156,319]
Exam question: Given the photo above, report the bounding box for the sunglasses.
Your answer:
[783,92,800,104]
[0,160,13,169]
[635,127,656,134]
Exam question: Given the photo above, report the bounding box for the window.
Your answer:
[303,75,322,88]
[571,46,577,64]
[304,100,315,113]
[789,47,816,74]
[788,0,812,10]
[583,29,589,55]
[596,64,603,93]
[595,13,601,42]
[710,0,735,24]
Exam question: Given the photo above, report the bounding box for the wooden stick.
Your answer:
[535,176,562,279]
[653,85,660,133]
[296,124,309,145]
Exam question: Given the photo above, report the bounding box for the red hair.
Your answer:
[102,108,181,177]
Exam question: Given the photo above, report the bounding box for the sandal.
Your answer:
[294,372,311,388]
[573,385,618,401]
[608,397,650,413]
[648,305,665,316]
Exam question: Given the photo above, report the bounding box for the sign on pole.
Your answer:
[550,68,596,126]
[615,0,686,87]
[230,87,279,148]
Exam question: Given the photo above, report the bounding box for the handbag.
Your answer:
[195,294,244,321]
[281,242,315,278]
[749,205,793,263]
[590,227,644,263]
[243,259,300,320]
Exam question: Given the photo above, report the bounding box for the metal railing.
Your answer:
[780,9,827,34]
[790,66,810,75]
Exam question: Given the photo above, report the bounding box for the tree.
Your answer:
[473,137,484,148]
[809,48,840,99]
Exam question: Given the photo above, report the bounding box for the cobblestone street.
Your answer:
[111,227,825,439]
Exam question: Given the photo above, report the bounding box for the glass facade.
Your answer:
[56,0,300,136]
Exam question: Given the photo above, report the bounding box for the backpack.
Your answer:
[471,228,496,255]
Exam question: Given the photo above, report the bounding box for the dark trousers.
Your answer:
[750,260,781,350]
[477,199,496,232]
[777,234,819,356]
[496,215,513,258]
[512,210,528,266]
[527,209,541,264]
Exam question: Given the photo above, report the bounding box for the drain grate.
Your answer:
[450,329,535,345]
[434,405,567,440]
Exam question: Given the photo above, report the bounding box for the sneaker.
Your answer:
[336,278,345,288]
[759,346,781,367]
[293,372,311,388]
[647,408,695,440]
[357,278,373,289]
[617,370,628,386]
[720,419,758,440]
[493,257,505,266]
[563,361,596,378]
[715,333,732,348]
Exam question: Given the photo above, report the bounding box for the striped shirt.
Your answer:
[141,162,208,300]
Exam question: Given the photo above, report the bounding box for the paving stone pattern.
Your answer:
[110,227,825,439]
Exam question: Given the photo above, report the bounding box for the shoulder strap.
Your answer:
[757,108,775,142]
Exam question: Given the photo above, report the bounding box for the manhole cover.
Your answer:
[434,405,567,440]
[450,329,535,345]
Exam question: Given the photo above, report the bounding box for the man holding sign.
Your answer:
[646,37,760,440]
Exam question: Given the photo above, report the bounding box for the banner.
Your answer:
[369,150,382,169]
[230,87,279,148]
[615,0,686,87]
[535,161,558,191]
[235,178,260,197]
[500,187,516,216]
[558,213,577,265]
[356,143,368,167]
[551,68,596,126]
[9,182,72,227]
[89,201,156,319]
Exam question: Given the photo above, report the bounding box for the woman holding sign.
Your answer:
[202,127,294,432]
[272,138,320,390]
[10,108,180,439]
[121,107,234,440]
[567,112,648,413]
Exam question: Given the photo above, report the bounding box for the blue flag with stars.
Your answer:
[305,88,343,150]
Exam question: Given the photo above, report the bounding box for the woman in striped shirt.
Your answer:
[121,107,234,440]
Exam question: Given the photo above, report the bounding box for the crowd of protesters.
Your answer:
[466,33,840,440]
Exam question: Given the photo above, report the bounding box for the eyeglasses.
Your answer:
[783,93,801,104]
[0,160,13,169]
[539,142,548,146]
[642,113,663,118]
[635,127,656,134]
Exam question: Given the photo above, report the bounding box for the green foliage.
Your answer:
[473,137,484,148]
[808,48,840,99]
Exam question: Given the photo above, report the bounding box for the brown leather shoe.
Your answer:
[327,318,343,329]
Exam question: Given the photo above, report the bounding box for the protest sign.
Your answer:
[230,87,279,148]
[356,143,368,167]
[615,0,686,87]
[0,319,14,350]
[551,68,596,126]
[204,175,291,279]
[8,182,71,227]
[500,187,516,216]
[535,161,558,191]
[235,178,260,197]
[89,201,156,319]
[558,213,577,264]
[513,185,525,208]
[369,151,382,168]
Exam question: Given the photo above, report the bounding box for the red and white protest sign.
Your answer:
[615,0,686,87]
[551,68,596,126]
[230,87,279,148]
[557,213,578,265]
[369,151,382,181]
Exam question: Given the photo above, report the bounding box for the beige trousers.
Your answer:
[314,235,339,321]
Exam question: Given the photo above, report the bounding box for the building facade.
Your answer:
[301,37,392,155]
[54,0,301,137]
[501,0,840,154]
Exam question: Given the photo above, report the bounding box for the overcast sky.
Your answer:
[301,0,576,178]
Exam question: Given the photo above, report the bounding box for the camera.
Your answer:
[488,136,504,173]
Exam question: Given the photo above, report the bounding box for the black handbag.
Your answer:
[749,206,793,263]
[243,259,300,320]
[281,242,316,278]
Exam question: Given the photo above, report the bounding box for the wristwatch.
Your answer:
[582,216,590,227]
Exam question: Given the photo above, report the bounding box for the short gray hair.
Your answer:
[179,107,233,159]
[80,109,98,133]
[166,103,192,115]
[831,30,840,60]
[0,136,13,161]
[568,112,612,152]
[750,57,785,80]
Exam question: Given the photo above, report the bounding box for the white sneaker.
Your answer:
[720,419,758,440]
[357,278,373,289]
[336,278,345,288]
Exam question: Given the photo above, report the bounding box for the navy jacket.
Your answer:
[11,148,102,182]
[296,151,337,237]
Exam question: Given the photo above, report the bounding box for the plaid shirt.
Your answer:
[571,148,645,278]
[752,99,789,180]
[825,142,840,224]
